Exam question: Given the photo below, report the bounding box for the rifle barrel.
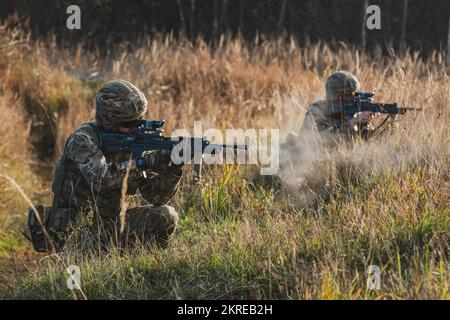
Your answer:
[207,143,248,150]
[221,144,248,150]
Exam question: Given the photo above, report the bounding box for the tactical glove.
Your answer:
[142,150,183,175]
[349,111,375,131]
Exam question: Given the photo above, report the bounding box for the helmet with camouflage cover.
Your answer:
[95,79,147,129]
[325,71,360,100]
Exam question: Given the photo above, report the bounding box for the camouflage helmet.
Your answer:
[325,71,360,100]
[95,79,147,129]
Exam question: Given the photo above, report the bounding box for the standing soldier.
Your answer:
[28,80,182,252]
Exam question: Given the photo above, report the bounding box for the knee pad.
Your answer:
[152,205,178,229]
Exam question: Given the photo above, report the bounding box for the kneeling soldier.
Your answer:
[28,80,182,252]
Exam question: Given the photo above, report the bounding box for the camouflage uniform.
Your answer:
[29,80,182,252]
[297,71,363,144]
[299,100,354,144]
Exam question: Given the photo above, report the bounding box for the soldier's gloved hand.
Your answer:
[142,150,183,174]
[142,150,171,172]
[349,111,375,130]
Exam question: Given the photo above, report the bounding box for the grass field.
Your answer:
[0,24,448,299]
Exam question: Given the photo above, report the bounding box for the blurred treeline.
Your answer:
[1,0,449,55]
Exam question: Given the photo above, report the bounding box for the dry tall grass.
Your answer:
[0,24,448,299]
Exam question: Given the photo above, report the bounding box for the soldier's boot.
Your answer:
[27,205,68,253]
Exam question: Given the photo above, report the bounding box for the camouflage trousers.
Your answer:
[79,205,179,251]
[28,204,178,253]
[123,205,178,248]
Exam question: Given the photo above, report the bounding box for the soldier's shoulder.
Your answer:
[308,100,328,110]
[306,100,329,115]
[70,121,100,141]
[72,121,99,134]
[65,121,100,160]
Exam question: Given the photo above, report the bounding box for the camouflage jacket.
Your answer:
[51,121,182,228]
[301,100,350,132]
[300,100,354,143]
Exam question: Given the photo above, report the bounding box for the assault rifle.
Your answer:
[329,91,422,120]
[99,120,248,182]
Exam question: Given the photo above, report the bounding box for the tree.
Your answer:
[400,0,409,54]
[361,0,369,51]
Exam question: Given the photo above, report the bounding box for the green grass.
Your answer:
[2,163,448,300]
[0,26,448,299]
